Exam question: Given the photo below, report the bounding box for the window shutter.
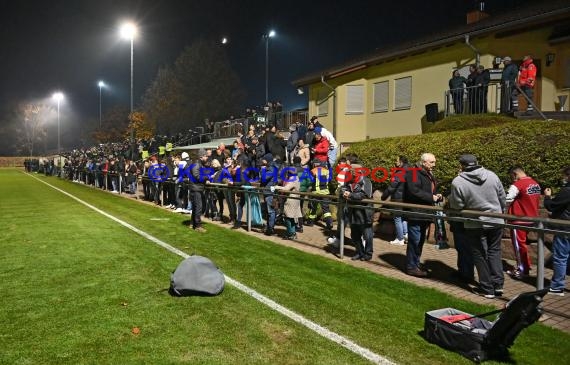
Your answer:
[317,89,329,116]
[394,77,412,110]
[373,81,389,112]
[346,84,364,113]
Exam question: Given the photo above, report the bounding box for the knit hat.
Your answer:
[459,154,478,167]
[314,126,323,134]
[198,148,208,158]
[181,152,189,160]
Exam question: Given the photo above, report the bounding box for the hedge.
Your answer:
[346,120,570,195]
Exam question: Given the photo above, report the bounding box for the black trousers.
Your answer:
[190,191,204,229]
[465,228,504,294]
[351,223,374,259]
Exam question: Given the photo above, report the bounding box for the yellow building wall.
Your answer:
[306,24,569,143]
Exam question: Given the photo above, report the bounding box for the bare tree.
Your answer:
[15,103,51,157]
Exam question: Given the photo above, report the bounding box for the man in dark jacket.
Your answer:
[188,148,209,232]
[544,166,570,296]
[286,124,299,164]
[475,65,491,113]
[342,165,374,261]
[449,70,467,114]
[249,136,265,167]
[403,153,441,277]
[500,56,518,113]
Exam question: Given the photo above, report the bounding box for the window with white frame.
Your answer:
[373,81,389,112]
[394,76,412,110]
[316,89,329,116]
[345,84,364,114]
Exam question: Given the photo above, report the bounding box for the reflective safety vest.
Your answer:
[159,146,166,156]
[311,167,330,195]
[518,58,537,88]
[142,150,149,159]
[165,142,173,152]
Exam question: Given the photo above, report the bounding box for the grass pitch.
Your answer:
[0,169,568,364]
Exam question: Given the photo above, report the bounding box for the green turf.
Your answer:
[1,169,569,364]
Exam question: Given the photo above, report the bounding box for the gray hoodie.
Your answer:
[449,166,506,229]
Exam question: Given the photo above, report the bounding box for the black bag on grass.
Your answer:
[169,256,225,296]
[424,289,548,363]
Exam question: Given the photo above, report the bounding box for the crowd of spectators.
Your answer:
[25,111,569,299]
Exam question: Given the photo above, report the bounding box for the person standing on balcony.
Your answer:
[449,70,467,114]
[475,65,490,113]
[466,64,478,114]
[517,55,537,116]
[500,56,518,113]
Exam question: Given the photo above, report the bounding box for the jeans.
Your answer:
[265,194,276,230]
[285,217,296,236]
[551,235,570,290]
[394,215,408,241]
[328,147,338,167]
[406,221,428,270]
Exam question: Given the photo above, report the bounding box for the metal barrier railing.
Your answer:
[444,84,501,116]
[57,169,570,291]
[197,182,569,291]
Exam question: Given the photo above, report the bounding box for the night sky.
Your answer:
[0,0,531,154]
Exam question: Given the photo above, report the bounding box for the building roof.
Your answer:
[292,1,570,87]
[172,137,236,151]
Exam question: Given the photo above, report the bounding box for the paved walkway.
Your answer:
[117,189,570,334]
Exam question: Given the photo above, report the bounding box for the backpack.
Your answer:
[169,256,225,296]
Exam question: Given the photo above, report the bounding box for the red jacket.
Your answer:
[312,137,330,163]
[518,58,537,88]
[507,176,541,220]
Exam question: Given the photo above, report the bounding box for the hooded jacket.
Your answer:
[449,166,506,229]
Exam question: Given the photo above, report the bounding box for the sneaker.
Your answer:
[548,288,565,296]
[407,267,428,278]
[472,287,495,299]
[174,207,184,213]
[494,288,504,297]
[403,233,408,242]
[507,269,527,280]
[327,236,339,245]
[389,238,405,246]
[282,234,297,240]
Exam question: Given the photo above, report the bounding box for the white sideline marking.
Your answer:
[28,174,396,365]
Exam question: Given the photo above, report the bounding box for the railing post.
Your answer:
[536,222,545,290]
[247,190,252,232]
[105,173,108,191]
[339,198,345,259]
[118,174,122,195]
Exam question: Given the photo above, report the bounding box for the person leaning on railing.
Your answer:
[544,166,570,297]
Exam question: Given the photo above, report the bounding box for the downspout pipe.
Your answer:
[464,35,480,66]
[320,75,337,139]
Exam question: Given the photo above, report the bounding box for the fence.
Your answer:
[444,84,502,117]
[56,166,570,291]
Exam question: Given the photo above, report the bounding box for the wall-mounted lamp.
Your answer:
[546,53,555,67]
[297,87,304,95]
